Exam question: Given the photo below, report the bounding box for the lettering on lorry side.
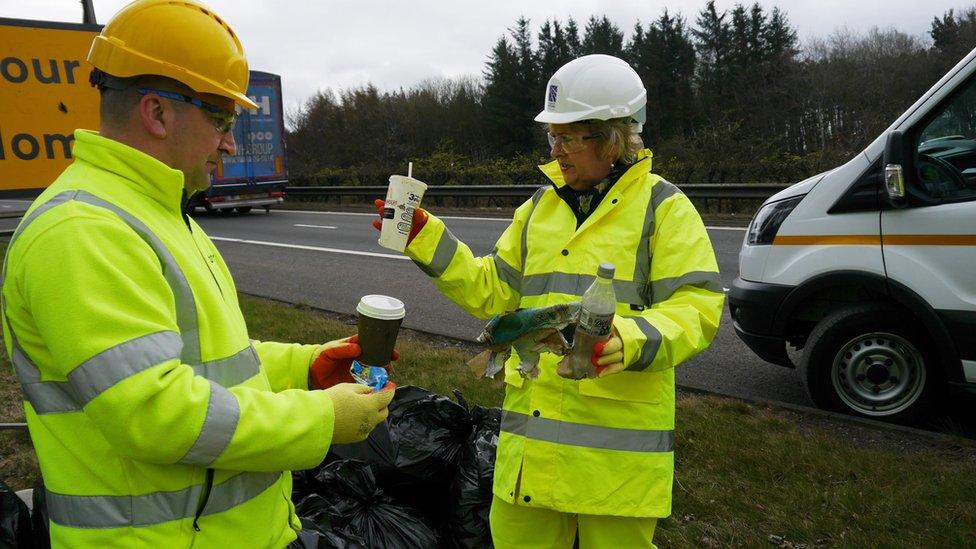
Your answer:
[245,95,271,116]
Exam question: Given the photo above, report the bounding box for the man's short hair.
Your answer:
[93,71,199,129]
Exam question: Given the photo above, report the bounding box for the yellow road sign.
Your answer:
[0,20,100,193]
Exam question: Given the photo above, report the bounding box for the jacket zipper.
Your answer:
[182,210,228,297]
[192,468,215,531]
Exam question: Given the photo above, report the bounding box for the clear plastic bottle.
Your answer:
[559,262,616,380]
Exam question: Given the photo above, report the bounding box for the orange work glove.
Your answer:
[593,326,626,377]
[371,198,428,245]
[308,335,400,390]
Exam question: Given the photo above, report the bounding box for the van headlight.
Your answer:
[746,195,804,245]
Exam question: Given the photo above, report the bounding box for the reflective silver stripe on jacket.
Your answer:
[520,187,547,275]
[628,317,664,371]
[500,410,673,453]
[416,226,460,278]
[72,190,202,365]
[2,190,200,362]
[649,271,724,304]
[520,273,645,305]
[179,381,240,466]
[650,179,681,213]
[191,345,260,387]
[11,331,182,414]
[4,191,260,415]
[516,174,668,307]
[491,252,522,293]
[45,471,282,528]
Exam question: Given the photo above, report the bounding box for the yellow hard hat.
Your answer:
[87,0,258,109]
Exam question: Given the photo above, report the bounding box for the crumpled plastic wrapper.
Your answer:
[467,302,580,379]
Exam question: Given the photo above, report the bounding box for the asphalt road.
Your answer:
[196,208,814,408]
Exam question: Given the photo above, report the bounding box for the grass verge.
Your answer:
[2,294,974,546]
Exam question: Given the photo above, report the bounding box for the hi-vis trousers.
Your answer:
[489,495,658,548]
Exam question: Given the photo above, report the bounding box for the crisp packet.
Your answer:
[349,360,389,391]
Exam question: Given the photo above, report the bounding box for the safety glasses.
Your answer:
[137,87,237,134]
[547,132,602,154]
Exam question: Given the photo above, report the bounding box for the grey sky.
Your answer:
[5,0,972,116]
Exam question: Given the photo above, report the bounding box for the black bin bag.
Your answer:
[444,406,501,548]
[0,479,32,549]
[308,460,439,548]
[328,386,475,520]
[31,478,49,549]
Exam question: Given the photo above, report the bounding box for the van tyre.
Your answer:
[801,303,938,423]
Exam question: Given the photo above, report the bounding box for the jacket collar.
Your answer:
[537,149,655,238]
[71,130,187,213]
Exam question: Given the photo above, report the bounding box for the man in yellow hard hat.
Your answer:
[1,1,393,546]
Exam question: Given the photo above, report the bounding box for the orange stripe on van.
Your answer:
[773,234,976,246]
[773,235,881,245]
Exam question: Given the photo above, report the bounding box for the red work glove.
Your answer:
[592,327,625,377]
[372,198,428,246]
[309,335,400,390]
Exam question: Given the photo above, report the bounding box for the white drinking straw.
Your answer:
[408,162,413,178]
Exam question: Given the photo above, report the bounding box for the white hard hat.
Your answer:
[535,54,647,131]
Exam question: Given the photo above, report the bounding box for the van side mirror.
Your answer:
[882,130,913,208]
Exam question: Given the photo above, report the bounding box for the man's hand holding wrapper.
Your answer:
[309,335,398,390]
[323,383,395,443]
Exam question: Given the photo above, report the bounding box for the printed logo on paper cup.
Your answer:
[547,84,558,109]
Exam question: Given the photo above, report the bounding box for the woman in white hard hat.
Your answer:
[379,54,724,547]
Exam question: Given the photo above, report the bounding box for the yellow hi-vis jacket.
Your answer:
[406,150,723,517]
[1,131,335,547]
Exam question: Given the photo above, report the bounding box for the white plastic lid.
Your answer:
[357,294,406,320]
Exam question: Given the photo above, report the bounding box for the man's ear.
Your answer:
[138,95,169,139]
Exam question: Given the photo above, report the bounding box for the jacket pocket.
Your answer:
[578,371,663,404]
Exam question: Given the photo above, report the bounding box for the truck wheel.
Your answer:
[801,303,938,423]
[235,206,252,214]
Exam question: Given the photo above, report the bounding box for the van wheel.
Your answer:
[801,303,937,422]
[235,206,252,214]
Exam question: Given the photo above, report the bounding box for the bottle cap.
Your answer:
[598,262,615,278]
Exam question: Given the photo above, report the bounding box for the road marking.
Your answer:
[294,224,337,229]
[277,209,749,229]
[279,210,511,222]
[211,236,411,260]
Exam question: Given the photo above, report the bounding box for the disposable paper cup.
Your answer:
[378,175,428,252]
[356,295,405,367]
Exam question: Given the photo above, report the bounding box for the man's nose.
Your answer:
[220,129,237,156]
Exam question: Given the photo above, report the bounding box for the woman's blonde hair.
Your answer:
[549,119,644,165]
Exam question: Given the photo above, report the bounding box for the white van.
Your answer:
[729,48,976,422]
